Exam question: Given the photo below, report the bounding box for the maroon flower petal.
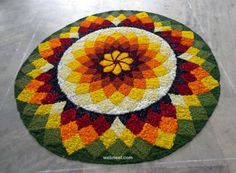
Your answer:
[156,30,194,56]
[79,16,115,37]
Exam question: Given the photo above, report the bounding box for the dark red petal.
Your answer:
[61,108,77,125]
[159,102,176,118]
[35,73,52,81]
[38,38,76,63]
[146,109,161,127]
[79,17,114,36]
[181,73,197,82]
[41,93,59,104]
[176,84,193,95]
[76,114,92,129]
[119,15,154,32]
[156,30,194,56]
[92,116,111,135]
[125,114,145,135]
[180,61,199,71]
[37,84,53,92]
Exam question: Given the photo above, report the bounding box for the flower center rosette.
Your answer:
[15,11,220,164]
[58,27,176,114]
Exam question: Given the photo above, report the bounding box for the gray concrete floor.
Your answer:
[0,0,236,172]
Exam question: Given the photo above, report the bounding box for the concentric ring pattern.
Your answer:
[58,27,176,114]
[15,11,220,164]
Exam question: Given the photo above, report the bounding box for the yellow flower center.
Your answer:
[99,50,134,75]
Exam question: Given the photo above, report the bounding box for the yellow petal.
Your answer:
[103,64,115,72]
[112,64,122,75]
[112,50,121,60]
[120,57,133,64]
[104,54,113,61]
[99,60,114,67]
[119,62,131,71]
[116,52,129,61]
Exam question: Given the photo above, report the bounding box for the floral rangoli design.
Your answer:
[15,11,220,164]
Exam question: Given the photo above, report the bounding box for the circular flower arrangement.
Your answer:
[15,11,220,164]
[58,27,177,114]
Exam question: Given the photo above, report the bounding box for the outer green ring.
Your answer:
[15,10,220,164]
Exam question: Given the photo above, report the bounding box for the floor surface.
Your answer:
[0,0,236,172]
